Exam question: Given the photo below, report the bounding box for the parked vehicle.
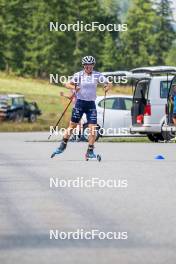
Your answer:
[130,66,176,142]
[82,94,133,141]
[0,94,41,122]
[162,75,176,135]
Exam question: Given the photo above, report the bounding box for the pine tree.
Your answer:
[100,32,118,71]
[69,0,105,71]
[1,0,32,74]
[154,0,175,64]
[120,0,159,69]
[0,0,123,77]
[0,0,6,71]
[24,0,75,77]
[165,42,176,65]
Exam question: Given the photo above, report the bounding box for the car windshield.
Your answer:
[12,97,24,106]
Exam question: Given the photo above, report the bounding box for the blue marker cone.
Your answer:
[155,155,165,160]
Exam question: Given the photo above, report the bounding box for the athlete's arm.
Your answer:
[104,82,112,93]
[99,73,112,93]
[64,82,75,90]
[60,91,72,100]
[64,82,80,92]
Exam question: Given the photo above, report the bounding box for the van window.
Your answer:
[134,80,149,100]
[160,81,171,98]
[170,77,176,97]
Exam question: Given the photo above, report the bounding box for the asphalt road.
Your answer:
[0,132,176,264]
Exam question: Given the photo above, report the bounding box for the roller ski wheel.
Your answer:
[51,141,67,158]
[85,153,102,162]
[97,154,101,162]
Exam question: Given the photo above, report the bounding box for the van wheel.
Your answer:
[147,133,163,142]
[161,123,175,141]
[161,131,175,141]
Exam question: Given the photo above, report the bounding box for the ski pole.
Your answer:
[48,92,75,140]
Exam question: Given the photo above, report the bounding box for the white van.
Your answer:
[130,66,176,142]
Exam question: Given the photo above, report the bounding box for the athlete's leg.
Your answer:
[63,121,78,140]
[59,103,83,147]
[85,102,97,155]
[62,99,83,141]
[51,100,83,157]
[88,123,97,145]
[84,123,97,158]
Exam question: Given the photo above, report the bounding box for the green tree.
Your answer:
[154,0,176,64]
[70,0,106,71]
[0,0,125,76]
[0,0,32,74]
[165,42,176,65]
[120,0,160,69]
[0,0,6,70]
[100,32,118,71]
[24,0,75,77]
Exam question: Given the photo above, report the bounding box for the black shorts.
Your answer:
[71,99,97,124]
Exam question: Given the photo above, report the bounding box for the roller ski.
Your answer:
[85,145,101,162]
[51,140,67,158]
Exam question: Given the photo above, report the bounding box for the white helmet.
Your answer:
[82,56,96,65]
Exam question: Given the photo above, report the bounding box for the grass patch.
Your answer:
[99,137,150,143]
